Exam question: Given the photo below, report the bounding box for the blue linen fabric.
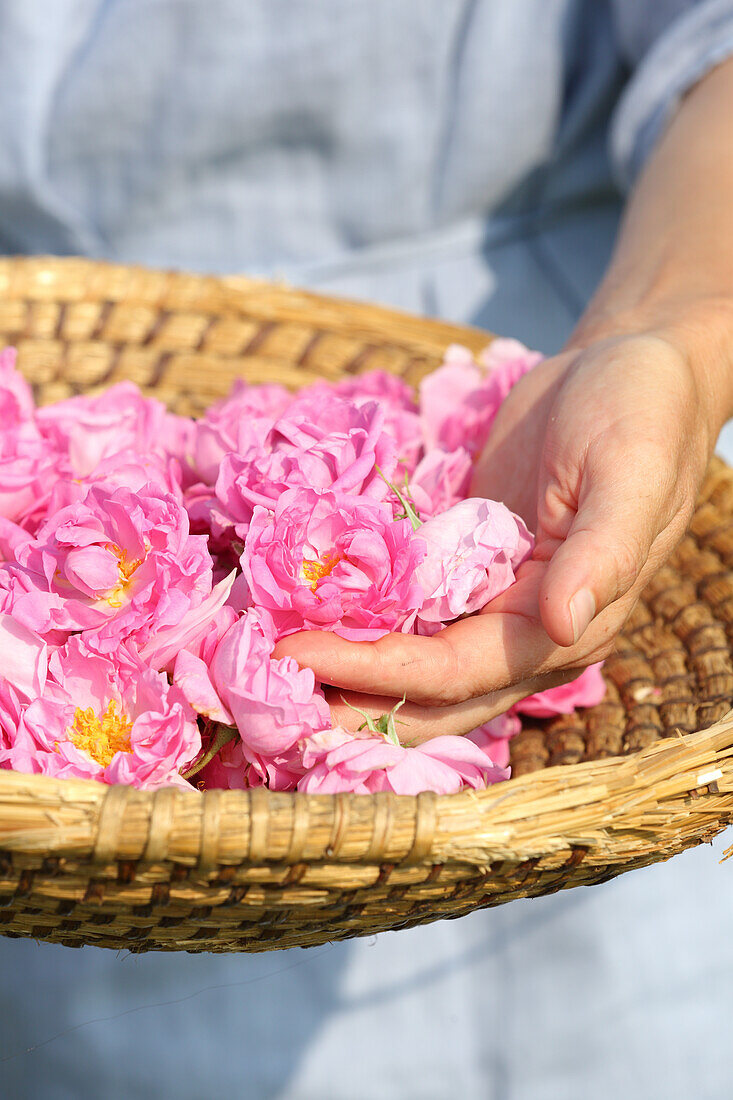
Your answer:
[1,2,733,1097]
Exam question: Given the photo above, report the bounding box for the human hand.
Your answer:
[275,328,721,742]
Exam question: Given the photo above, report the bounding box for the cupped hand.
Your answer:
[275,330,718,742]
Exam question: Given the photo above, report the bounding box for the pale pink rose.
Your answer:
[1,483,213,652]
[466,712,522,769]
[160,412,197,471]
[174,609,330,756]
[215,394,398,536]
[36,382,173,478]
[298,726,509,795]
[0,421,56,527]
[513,663,606,717]
[420,340,541,457]
[192,380,290,485]
[408,447,472,518]
[2,636,200,789]
[0,347,34,420]
[414,497,533,634]
[240,487,425,640]
[478,336,543,391]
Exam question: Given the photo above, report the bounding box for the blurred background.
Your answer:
[0,2,733,1097]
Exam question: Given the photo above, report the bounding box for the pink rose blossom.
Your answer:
[36,382,174,478]
[1,482,213,652]
[303,373,423,471]
[139,571,236,671]
[466,713,522,769]
[478,336,543,390]
[0,348,61,526]
[408,447,472,518]
[42,449,184,517]
[198,737,304,792]
[513,663,606,718]
[174,608,330,756]
[193,380,290,485]
[298,726,509,795]
[419,339,541,457]
[414,497,533,634]
[0,345,608,797]
[2,635,200,788]
[0,612,48,741]
[215,394,398,536]
[0,347,34,420]
[240,487,425,640]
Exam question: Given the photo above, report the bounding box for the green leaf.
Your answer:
[375,465,422,531]
[339,695,407,747]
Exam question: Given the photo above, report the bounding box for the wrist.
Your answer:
[568,293,733,442]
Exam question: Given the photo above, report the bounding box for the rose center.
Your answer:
[67,700,132,767]
[105,543,144,608]
[301,552,341,592]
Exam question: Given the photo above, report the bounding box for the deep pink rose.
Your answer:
[414,497,533,634]
[174,609,330,756]
[215,394,398,536]
[198,737,304,792]
[192,379,291,485]
[303,373,423,472]
[2,635,200,789]
[240,487,426,640]
[0,348,61,526]
[1,482,214,652]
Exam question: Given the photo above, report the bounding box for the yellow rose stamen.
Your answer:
[67,700,132,768]
[301,553,341,593]
[105,543,143,608]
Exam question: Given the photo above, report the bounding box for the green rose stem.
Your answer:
[375,466,422,532]
[182,720,239,780]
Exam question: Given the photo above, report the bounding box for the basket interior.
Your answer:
[5,256,733,780]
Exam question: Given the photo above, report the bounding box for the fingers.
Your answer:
[327,666,580,743]
[536,445,676,648]
[275,628,472,705]
[274,568,581,705]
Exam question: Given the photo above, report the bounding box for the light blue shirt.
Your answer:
[2,3,733,1097]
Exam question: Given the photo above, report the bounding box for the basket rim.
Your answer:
[0,253,491,359]
[2,711,732,870]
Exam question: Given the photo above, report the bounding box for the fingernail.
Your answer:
[569,588,596,644]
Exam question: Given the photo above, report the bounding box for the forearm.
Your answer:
[572,55,733,435]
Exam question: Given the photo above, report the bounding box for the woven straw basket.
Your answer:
[2,255,733,955]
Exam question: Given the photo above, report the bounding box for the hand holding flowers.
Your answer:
[0,340,605,795]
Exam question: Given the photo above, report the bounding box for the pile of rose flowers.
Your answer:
[0,340,605,795]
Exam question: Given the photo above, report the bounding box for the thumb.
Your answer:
[536,457,668,648]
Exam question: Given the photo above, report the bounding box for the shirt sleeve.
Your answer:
[610,0,733,188]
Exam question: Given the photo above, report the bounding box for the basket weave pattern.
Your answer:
[1,256,732,953]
